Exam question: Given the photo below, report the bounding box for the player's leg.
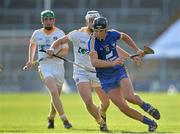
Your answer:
[107,87,157,132]
[39,64,72,129]
[77,82,108,132]
[94,86,110,122]
[47,101,56,128]
[44,77,72,129]
[57,85,72,129]
[121,76,160,120]
[91,75,110,122]
[39,66,57,128]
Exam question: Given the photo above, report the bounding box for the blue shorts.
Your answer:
[100,67,128,93]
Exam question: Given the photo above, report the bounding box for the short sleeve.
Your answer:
[30,30,38,44]
[67,30,77,42]
[110,29,121,40]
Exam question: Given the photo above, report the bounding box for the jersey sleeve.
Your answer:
[59,29,66,37]
[110,29,121,40]
[67,30,77,42]
[30,30,38,44]
[58,29,68,49]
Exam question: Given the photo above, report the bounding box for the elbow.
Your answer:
[63,48,69,56]
[91,59,97,67]
[121,33,130,42]
[57,48,69,57]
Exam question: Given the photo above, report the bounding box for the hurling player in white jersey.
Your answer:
[25,10,72,129]
[47,11,109,132]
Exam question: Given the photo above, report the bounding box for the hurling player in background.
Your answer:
[88,16,160,132]
[25,10,72,129]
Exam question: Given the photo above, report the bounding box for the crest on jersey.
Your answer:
[104,44,110,53]
[78,47,89,55]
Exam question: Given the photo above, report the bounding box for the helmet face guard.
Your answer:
[93,17,108,30]
[85,11,100,29]
[85,11,100,20]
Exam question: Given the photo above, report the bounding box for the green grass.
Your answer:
[0,92,180,133]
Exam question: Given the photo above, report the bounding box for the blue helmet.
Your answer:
[93,17,108,30]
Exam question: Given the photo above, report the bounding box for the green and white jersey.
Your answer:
[67,27,95,74]
[31,27,65,64]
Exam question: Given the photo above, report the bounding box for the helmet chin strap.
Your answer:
[89,28,93,32]
[99,38,104,41]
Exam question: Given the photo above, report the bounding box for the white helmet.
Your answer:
[85,11,100,21]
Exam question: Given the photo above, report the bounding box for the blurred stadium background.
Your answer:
[0,0,180,92]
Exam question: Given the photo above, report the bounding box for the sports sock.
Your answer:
[142,116,154,126]
[48,114,55,120]
[99,106,106,117]
[60,114,67,122]
[140,102,150,112]
[101,111,106,118]
[97,118,105,126]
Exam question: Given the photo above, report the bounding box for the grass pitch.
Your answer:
[0,92,180,133]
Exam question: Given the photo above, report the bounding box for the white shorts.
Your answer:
[73,71,101,88]
[39,63,65,86]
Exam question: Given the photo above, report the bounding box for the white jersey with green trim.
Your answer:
[67,28,95,74]
[31,28,65,64]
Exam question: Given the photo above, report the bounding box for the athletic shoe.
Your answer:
[147,106,160,120]
[48,118,54,129]
[100,123,109,132]
[148,121,157,132]
[63,120,72,129]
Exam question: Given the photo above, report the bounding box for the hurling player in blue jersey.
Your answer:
[88,17,159,132]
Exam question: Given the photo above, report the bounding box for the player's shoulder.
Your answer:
[31,28,42,37]
[108,29,121,37]
[78,27,88,32]
[67,29,78,37]
[32,28,42,34]
[68,27,86,38]
[54,27,66,34]
[108,29,120,33]
[69,29,78,34]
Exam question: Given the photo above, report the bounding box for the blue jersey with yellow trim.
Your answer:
[88,29,125,80]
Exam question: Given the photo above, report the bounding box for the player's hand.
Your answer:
[25,61,34,69]
[137,48,145,57]
[132,56,142,66]
[46,48,54,58]
[113,58,125,66]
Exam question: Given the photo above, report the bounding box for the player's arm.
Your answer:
[47,35,69,57]
[26,41,37,69]
[120,32,144,57]
[56,44,68,57]
[29,42,36,62]
[116,46,130,59]
[89,51,124,68]
[116,46,142,66]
